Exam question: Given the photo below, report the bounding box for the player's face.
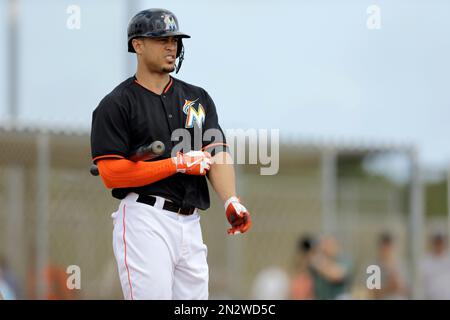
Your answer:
[140,37,178,73]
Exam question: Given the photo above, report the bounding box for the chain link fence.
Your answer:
[0,127,434,299]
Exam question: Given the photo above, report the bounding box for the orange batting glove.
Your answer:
[225,196,252,235]
[174,151,212,175]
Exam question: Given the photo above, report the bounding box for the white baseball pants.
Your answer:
[111,193,209,300]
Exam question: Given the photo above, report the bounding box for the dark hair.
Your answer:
[431,232,446,245]
[297,235,316,253]
[378,232,393,246]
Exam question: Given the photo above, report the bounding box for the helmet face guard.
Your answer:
[127,9,190,73]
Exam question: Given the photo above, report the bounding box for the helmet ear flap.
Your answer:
[176,38,183,58]
[175,39,185,74]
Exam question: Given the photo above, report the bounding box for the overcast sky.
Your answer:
[0,0,449,168]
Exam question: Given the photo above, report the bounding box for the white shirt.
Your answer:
[420,254,450,299]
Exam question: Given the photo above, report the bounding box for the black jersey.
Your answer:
[90,76,227,210]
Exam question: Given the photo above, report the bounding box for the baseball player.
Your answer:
[90,8,252,300]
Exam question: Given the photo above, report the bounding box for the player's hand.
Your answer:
[225,196,252,235]
[174,151,212,175]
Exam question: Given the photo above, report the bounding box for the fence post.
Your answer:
[409,149,424,299]
[5,165,25,298]
[321,147,338,234]
[36,133,50,299]
[225,163,245,298]
[7,0,19,121]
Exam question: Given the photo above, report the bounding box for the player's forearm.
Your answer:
[207,152,236,203]
[97,158,177,189]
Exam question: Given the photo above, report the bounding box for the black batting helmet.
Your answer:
[127,9,190,73]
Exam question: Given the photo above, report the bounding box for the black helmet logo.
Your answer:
[127,9,190,73]
[164,15,177,32]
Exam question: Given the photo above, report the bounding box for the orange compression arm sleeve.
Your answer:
[96,158,177,189]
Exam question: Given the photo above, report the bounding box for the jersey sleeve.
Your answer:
[202,92,229,157]
[90,94,131,163]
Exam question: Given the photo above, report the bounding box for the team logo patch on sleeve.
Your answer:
[182,98,206,128]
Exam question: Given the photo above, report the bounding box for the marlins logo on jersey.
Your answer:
[182,98,206,128]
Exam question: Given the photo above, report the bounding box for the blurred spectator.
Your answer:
[251,266,290,299]
[0,255,20,300]
[25,244,79,300]
[420,231,450,299]
[308,235,352,300]
[372,232,408,299]
[289,235,315,300]
[27,264,78,300]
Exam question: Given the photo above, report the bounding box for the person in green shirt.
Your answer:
[309,235,352,300]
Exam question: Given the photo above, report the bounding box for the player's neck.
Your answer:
[135,67,171,95]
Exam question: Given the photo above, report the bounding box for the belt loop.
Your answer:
[154,196,164,210]
[135,194,197,216]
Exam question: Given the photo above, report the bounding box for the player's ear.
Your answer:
[132,38,144,54]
